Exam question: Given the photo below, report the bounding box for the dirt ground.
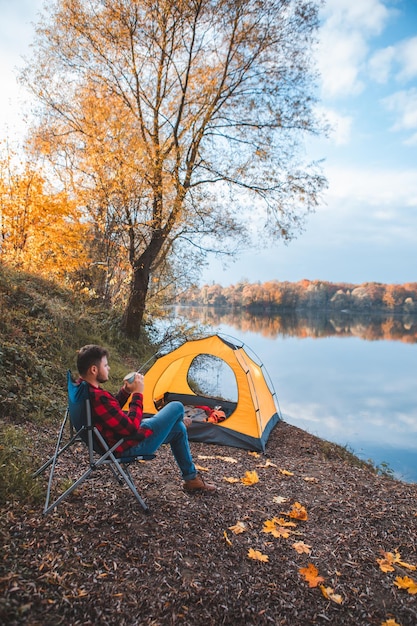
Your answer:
[1,420,417,626]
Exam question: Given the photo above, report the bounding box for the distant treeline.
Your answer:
[178,280,417,313]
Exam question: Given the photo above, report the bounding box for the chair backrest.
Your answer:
[67,370,92,447]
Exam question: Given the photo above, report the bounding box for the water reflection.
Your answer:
[175,306,417,344]
[172,307,417,483]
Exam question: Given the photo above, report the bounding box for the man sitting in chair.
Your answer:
[76,344,216,493]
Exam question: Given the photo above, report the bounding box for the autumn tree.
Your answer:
[23,0,327,337]
[0,144,88,279]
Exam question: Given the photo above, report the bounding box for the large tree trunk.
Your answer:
[121,263,150,338]
[121,231,165,338]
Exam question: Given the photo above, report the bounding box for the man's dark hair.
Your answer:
[77,345,109,376]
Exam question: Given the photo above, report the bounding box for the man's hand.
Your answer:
[183,416,192,428]
[123,372,145,395]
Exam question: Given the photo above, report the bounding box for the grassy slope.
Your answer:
[0,263,152,502]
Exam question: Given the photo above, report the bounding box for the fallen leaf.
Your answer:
[262,519,291,539]
[292,541,312,554]
[288,502,308,521]
[248,451,260,457]
[248,548,269,562]
[228,521,247,534]
[279,469,294,476]
[275,517,297,528]
[223,477,240,483]
[299,563,324,588]
[381,620,401,626]
[378,550,416,573]
[320,585,343,604]
[257,459,277,468]
[394,576,417,594]
[223,531,232,546]
[241,470,259,485]
[195,464,209,472]
[303,476,318,482]
[272,496,287,504]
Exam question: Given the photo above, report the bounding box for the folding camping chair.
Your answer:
[33,371,154,515]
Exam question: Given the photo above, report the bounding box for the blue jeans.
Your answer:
[121,401,197,482]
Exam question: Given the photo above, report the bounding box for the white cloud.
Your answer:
[382,88,417,138]
[397,36,417,82]
[368,46,395,83]
[317,0,391,99]
[321,0,390,33]
[326,165,417,208]
[317,30,367,98]
[369,36,417,85]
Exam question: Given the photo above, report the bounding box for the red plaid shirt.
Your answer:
[79,379,153,453]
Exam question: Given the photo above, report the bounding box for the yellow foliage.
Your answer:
[381,620,401,626]
[279,469,294,476]
[0,154,89,279]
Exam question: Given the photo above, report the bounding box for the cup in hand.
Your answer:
[124,372,137,384]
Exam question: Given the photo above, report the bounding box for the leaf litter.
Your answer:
[1,420,417,625]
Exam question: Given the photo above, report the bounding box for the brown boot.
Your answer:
[183,473,216,493]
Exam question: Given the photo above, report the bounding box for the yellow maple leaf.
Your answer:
[228,521,247,534]
[272,527,291,539]
[299,563,325,588]
[241,470,259,485]
[394,576,417,594]
[279,469,294,476]
[263,519,278,533]
[248,451,260,457]
[382,620,401,626]
[292,541,312,554]
[378,550,416,573]
[288,502,308,521]
[195,464,209,472]
[377,556,395,573]
[275,517,297,528]
[248,548,269,562]
[223,477,240,483]
[320,585,343,604]
[303,476,318,482]
[262,519,292,538]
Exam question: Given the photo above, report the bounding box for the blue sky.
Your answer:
[1,0,416,287]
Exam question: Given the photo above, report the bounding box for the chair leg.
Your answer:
[109,460,150,514]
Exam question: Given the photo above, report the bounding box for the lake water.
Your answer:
[167,308,417,483]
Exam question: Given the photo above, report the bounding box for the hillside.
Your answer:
[1,266,417,625]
